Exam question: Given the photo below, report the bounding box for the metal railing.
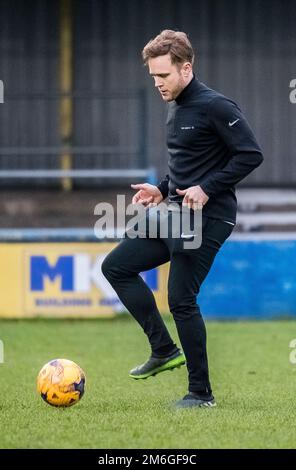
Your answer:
[0,89,156,185]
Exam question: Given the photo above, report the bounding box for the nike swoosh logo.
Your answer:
[181,233,196,239]
[228,118,240,127]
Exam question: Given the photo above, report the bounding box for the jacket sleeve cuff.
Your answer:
[156,175,169,199]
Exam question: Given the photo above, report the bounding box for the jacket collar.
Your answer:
[175,74,202,105]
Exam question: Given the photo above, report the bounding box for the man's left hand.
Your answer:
[176,185,209,210]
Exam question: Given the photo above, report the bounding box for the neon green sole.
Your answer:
[129,354,186,380]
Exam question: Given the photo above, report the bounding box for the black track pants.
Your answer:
[101,212,234,393]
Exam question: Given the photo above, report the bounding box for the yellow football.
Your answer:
[37,358,86,407]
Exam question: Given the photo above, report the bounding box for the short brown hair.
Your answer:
[142,30,195,66]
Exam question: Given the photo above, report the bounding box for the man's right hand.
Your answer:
[131,183,163,207]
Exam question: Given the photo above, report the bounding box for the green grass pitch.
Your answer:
[0,316,295,449]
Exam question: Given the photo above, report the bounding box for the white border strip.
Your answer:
[0,229,296,242]
[231,232,296,241]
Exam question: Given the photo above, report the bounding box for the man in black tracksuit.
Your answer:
[102,30,263,408]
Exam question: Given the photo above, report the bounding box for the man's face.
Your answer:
[148,53,191,102]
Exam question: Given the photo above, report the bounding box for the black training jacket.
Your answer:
[157,77,263,223]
